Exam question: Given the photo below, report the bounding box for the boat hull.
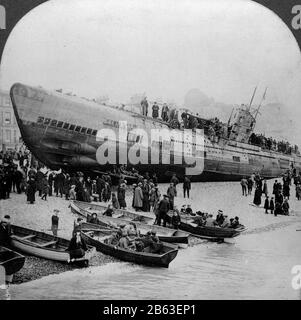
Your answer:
[9,225,94,266]
[178,221,246,239]
[81,230,178,268]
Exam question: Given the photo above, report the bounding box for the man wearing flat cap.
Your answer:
[216,210,224,226]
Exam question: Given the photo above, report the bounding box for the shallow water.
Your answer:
[7,180,301,299]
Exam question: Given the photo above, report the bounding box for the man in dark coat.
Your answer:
[75,178,85,201]
[283,183,290,199]
[96,175,105,202]
[117,183,127,209]
[157,195,170,227]
[152,102,159,119]
[62,175,71,200]
[35,169,45,197]
[247,177,254,195]
[13,168,23,194]
[142,180,150,212]
[273,180,279,195]
[26,177,36,204]
[48,173,54,196]
[183,176,191,198]
[167,183,177,210]
[56,172,65,197]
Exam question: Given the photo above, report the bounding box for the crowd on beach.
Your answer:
[240,170,300,216]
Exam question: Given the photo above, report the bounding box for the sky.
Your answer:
[1,0,301,142]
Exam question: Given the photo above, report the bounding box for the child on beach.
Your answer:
[264,196,269,214]
[41,180,49,201]
[51,209,59,236]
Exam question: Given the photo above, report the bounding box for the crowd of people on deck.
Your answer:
[248,134,298,154]
[140,98,300,155]
[239,170,298,216]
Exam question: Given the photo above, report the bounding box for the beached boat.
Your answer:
[9,225,95,266]
[81,228,178,268]
[0,246,25,282]
[178,219,247,239]
[72,200,153,224]
[70,201,190,244]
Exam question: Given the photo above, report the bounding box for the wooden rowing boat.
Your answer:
[0,246,25,282]
[178,219,247,239]
[81,228,178,268]
[70,201,190,244]
[72,200,153,224]
[9,225,96,266]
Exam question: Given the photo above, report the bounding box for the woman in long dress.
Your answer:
[26,178,36,204]
[253,185,262,206]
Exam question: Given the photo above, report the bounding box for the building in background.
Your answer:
[0,89,22,151]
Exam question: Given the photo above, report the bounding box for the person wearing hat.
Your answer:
[183,175,191,198]
[51,210,59,236]
[117,183,127,209]
[216,210,224,226]
[72,217,83,237]
[161,103,169,122]
[0,215,12,246]
[167,182,177,210]
[221,215,230,228]
[205,213,218,227]
[133,182,143,211]
[152,102,159,119]
[157,195,170,227]
[171,206,181,229]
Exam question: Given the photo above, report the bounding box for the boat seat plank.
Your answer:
[12,234,36,240]
[113,213,124,219]
[36,240,57,247]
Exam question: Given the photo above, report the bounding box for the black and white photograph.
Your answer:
[0,0,301,304]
